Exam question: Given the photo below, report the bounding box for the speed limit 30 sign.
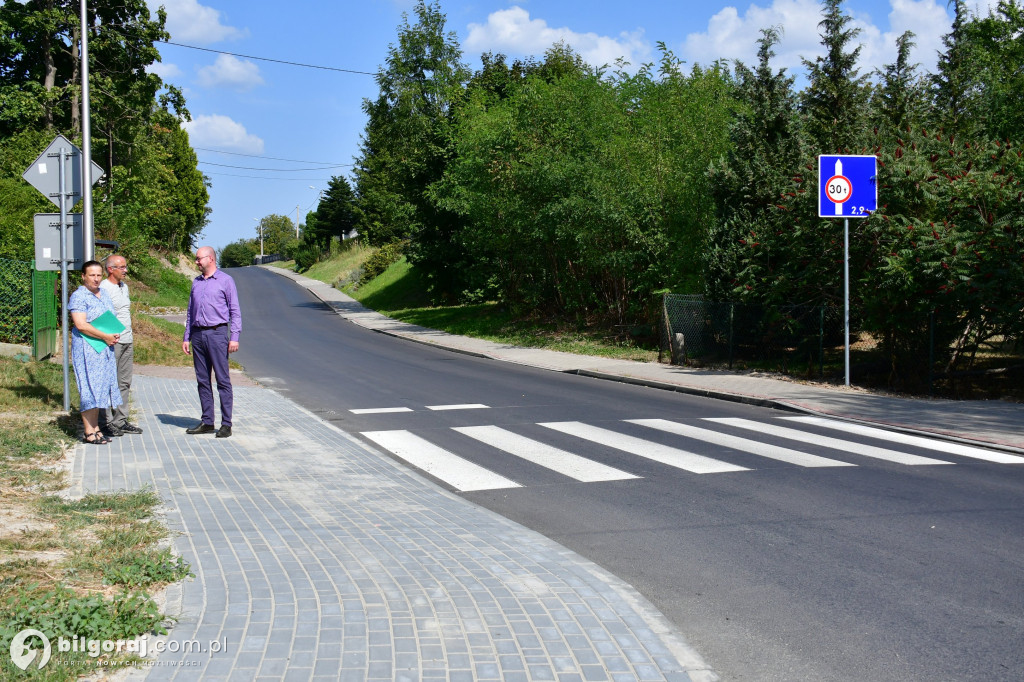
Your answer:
[818,155,877,218]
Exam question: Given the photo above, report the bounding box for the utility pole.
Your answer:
[80,0,95,260]
[296,205,300,240]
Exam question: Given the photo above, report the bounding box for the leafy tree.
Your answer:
[255,214,297,257]
[220,240,258,268]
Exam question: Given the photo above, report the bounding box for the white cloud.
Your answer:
[682,0,952,76]
[182,114,264,154]
[153,0,245,44]
[465,6,651,69]
[147,62,182,80]
[196,54,264,90]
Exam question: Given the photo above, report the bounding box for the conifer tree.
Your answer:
[706,27,806,300]
[801,0,870,152]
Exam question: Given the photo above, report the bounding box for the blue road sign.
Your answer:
[818,154,877,218]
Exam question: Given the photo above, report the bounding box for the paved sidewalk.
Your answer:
[71,375,713,682]
[263,267,1024,452]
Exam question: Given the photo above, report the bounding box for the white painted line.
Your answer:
[782,416,1024,464]
[453,426,640,482]
[361,430,521,492]
[538,422,749,474]
[705,418,952,466]
[628,419,855,468]
[426,404,490,411]
[350,407,414,414]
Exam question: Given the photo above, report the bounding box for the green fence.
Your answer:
[32,266,58,359]
[0,258,59,360]
[0,258,33,347]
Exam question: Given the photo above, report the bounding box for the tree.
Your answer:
[801,0,870,152]
[255,214,297,257]
[870,31,928,135]
[308,175,358,249]
[706,27,806,301]
[353,0,470,299]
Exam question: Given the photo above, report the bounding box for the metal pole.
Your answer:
[844,218,850,387]
[59,147,71,412]
[80,0,95,261]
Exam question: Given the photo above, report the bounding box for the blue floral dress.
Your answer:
[68,286,123,412]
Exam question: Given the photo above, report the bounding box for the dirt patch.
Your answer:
[151,249,198,279]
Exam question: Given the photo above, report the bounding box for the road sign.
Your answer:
[22,134,104,208]
[818,155,876,218]
[33,214,84,272]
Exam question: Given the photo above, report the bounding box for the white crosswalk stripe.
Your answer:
[350,407,413,414]
[427,404,490,411]
[782,416,1024,464]
[361,430,521,491]
[705,418,952,465]
[538,421,749,474]
[361,416,1013,492]
[628,419,856,468]
[453,425,640,482]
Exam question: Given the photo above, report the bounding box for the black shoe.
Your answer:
[186,422,216,435]
[119,422,144,434]
[101,423,123,437]
[215,425,232,439]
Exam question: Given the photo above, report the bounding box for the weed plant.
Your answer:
[0,357,192,679]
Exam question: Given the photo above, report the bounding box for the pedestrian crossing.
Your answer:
[359,416,1024,492]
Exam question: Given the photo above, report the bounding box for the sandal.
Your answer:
[83,431,110,445]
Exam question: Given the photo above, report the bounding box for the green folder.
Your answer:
[82,310,126,354]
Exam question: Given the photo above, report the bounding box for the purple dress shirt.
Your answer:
[183,269,242,343]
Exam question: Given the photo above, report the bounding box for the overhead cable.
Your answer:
[158,41,377,76]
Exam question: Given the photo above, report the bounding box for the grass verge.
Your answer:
[0,357,192,680]
[343,255,659,362]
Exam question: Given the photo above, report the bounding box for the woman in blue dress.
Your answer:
[68,260,123,444]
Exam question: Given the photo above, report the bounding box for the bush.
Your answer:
[358,240,408,286]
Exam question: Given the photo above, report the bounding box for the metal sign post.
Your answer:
[23,135,104,411]
[58,147,71,410]
[818,155,878,387]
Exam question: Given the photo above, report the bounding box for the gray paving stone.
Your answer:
[69,374,710,682]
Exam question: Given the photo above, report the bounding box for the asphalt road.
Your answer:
[231,266,1024,682]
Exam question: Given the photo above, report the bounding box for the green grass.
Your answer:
[0,357,192,680]
[129,257,193,311]
[303,241,375,288]
[347,257,659,362]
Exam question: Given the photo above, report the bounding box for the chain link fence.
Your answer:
[0,258,33,346]
[660,294,1024,398]
[660,294,854,378]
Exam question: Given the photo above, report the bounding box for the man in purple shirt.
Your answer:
[182,246,242,438]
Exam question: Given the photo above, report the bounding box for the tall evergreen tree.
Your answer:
[354,0,469,299]
[870,31,928,134]
[801,0,870,152]
[931,0,978,137]
[706,27,805,300]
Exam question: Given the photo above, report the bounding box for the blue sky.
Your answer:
[143,0,989,251]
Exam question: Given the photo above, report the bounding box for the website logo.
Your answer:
[10,628,51,671]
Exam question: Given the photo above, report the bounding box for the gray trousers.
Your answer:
[102,342,133,427]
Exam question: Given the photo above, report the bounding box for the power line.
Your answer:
[159,40,377,76]
[202,170,333,181]
[194,147,347,165]
[198,160,350,172]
